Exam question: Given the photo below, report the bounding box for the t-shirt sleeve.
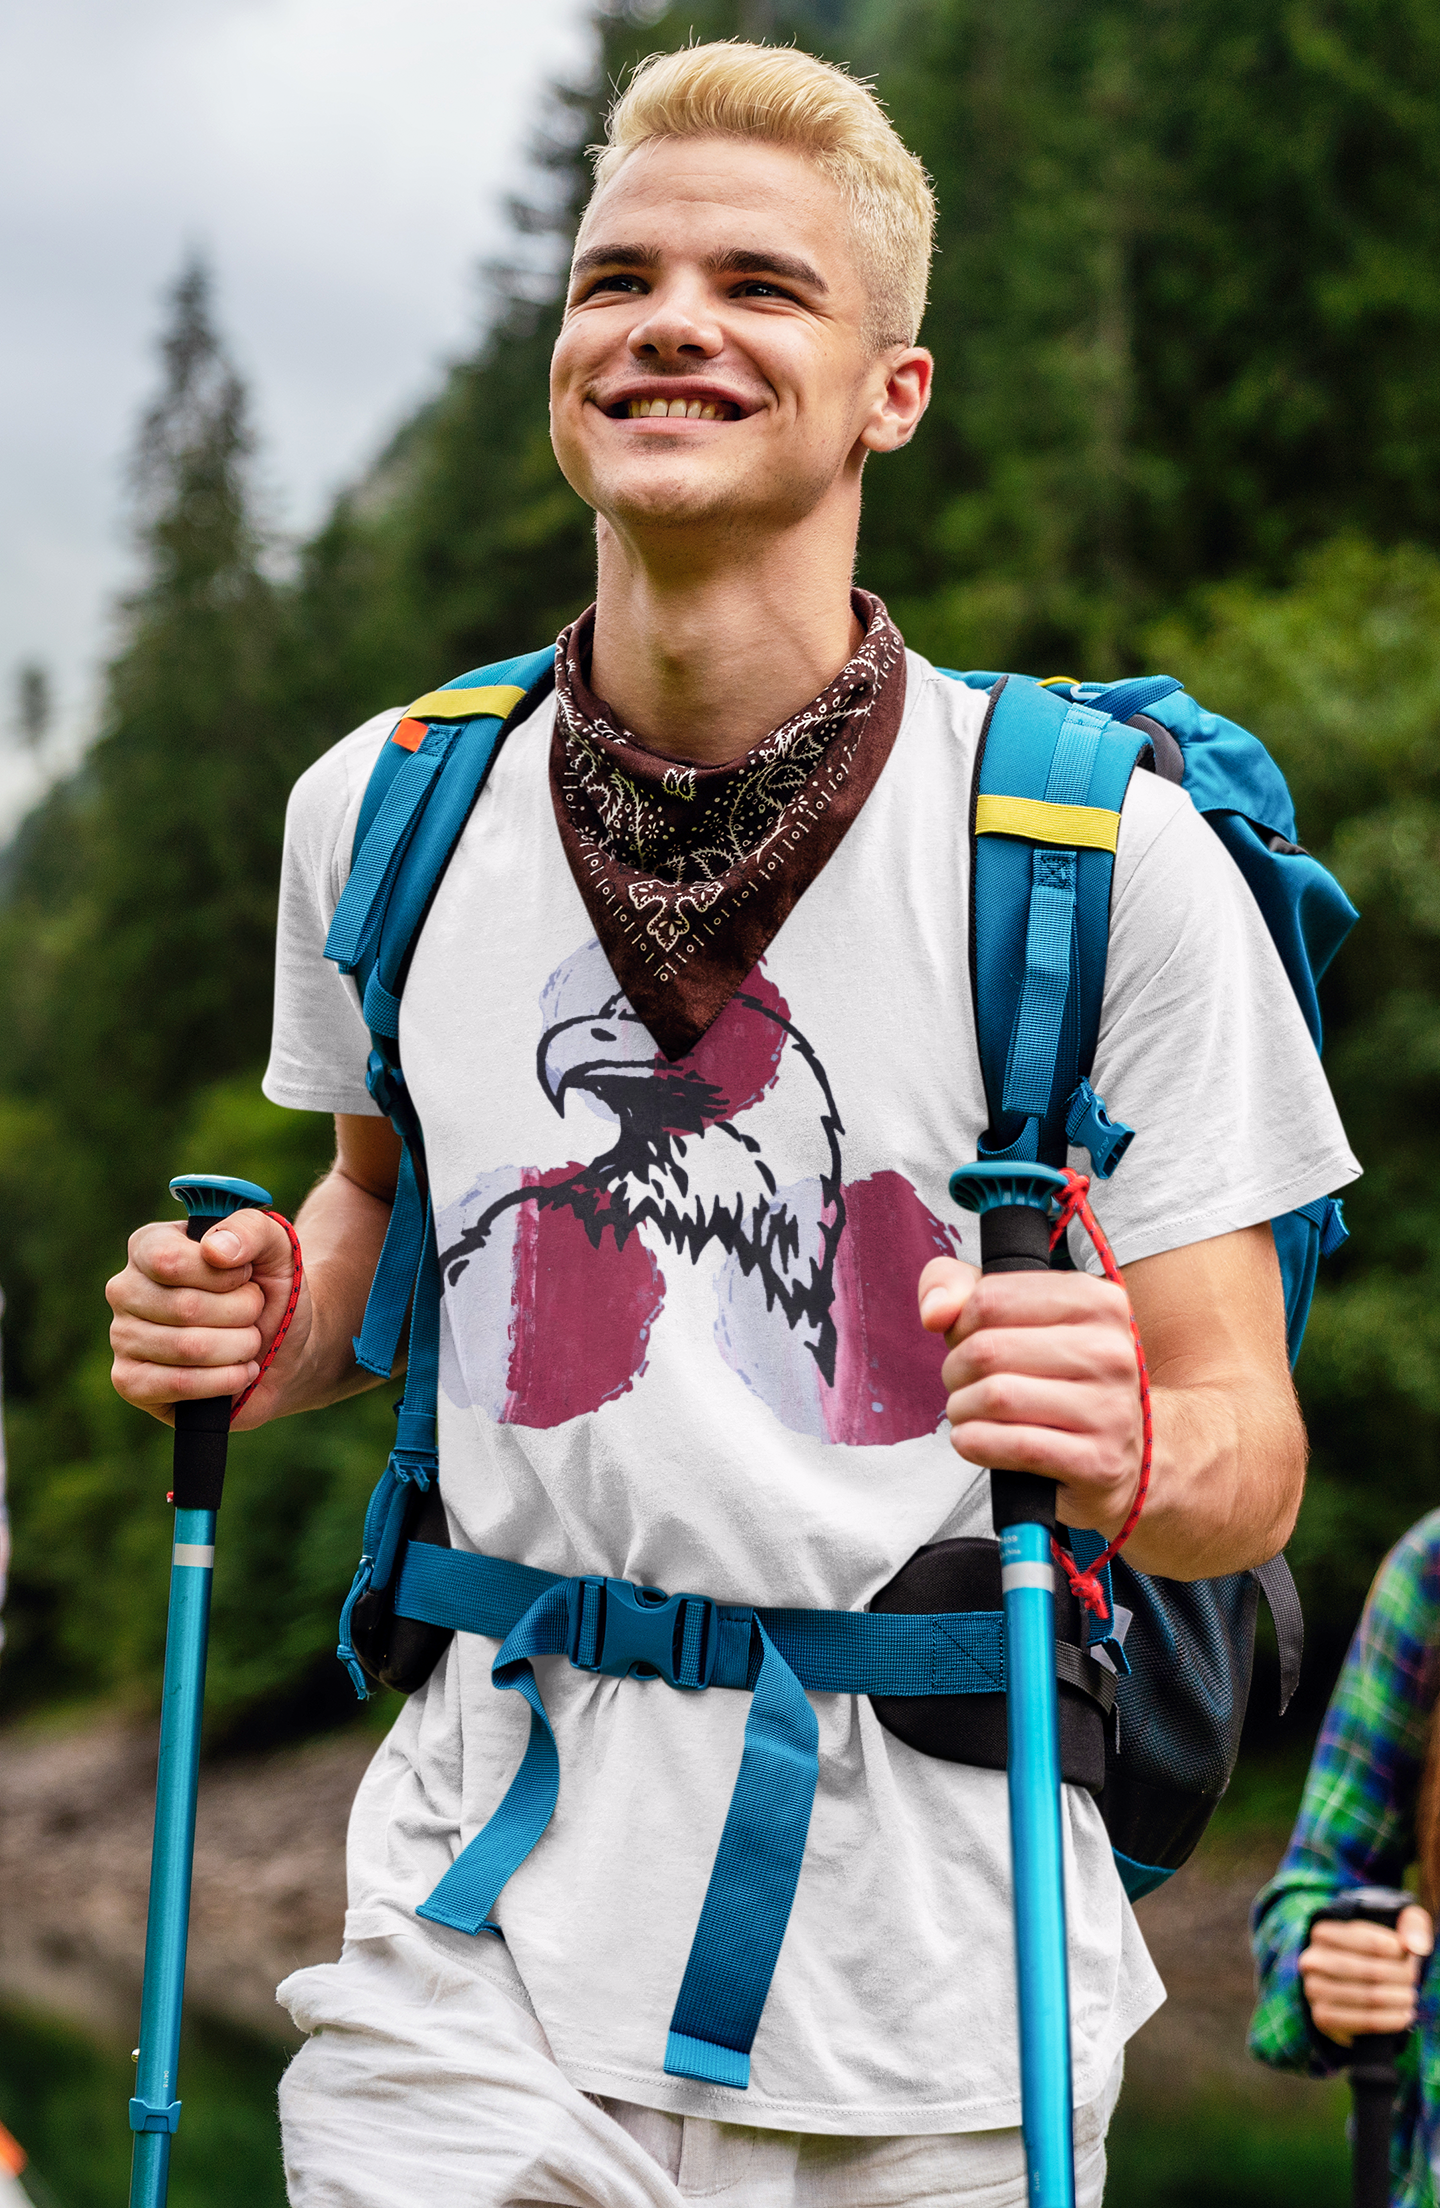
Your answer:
[261,709,400,1117]
[1074,769,1360,1270]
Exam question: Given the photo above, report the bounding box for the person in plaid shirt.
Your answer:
[1251,1511,1440,2203]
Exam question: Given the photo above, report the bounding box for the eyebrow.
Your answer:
[569,242,828,292]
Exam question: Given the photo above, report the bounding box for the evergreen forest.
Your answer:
[3,0,1440,1742]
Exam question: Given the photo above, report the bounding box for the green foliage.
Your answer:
[3,3,1440,1734]
[0,1999,289,2208]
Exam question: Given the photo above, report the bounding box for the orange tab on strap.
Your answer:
[391,717,428,752]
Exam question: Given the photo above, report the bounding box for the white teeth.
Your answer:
[623,396,728,419]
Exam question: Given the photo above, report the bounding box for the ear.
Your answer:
[859,347,933,455]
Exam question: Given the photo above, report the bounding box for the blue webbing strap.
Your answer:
[1002,850,1079,1120]
[416,1582,572,1941]
[664,1623,819,2088]
[396,1543,1014,2087]
[352,1139,425,1377]
[394,1544,1010,1695]
[1078,674,1183,726]
[390,1203,440,1477]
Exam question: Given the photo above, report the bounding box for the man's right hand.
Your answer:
[107,1206,308,1431]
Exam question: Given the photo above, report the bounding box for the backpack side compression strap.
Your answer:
[961,674,1150,1174]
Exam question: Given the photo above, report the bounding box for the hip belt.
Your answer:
[394,1540,1115,2092]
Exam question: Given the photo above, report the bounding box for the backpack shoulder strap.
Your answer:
[325,647,557,1044]
[322,645,556,1396]
[958,672,1154,1175]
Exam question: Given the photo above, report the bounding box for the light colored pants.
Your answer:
[278,1934,1121,2207]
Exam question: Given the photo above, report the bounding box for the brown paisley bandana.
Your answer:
[549,590,908,1059]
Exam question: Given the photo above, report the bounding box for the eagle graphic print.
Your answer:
[437,938,960,1444]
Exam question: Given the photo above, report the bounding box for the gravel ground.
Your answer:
[0,1710,1309,2107]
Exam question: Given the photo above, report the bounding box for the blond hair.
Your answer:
[587,42,935,348]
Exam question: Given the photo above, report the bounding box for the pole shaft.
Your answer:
[128,1503,217,2208]
[1350,2044,1399,2208]
[1003,1524,1075,2208]
[982,1201,1074,2208]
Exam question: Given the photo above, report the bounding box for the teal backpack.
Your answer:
[320,649,1355,2091]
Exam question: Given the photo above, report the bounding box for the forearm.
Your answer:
[1117,1373,1305,1580]
[1117,1223,1305,1581]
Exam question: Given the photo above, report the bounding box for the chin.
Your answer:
[592,463,755,532]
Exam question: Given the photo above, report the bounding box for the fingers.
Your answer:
[112,1221,254,1302]
[952,1270,1132,1340]
[1399,1904,1434,1957]
[1300,1920,1425,2042]
[110,1351,261,1416]
[918,1256,978,1335]
[1307,1920,1421,1965]
[107,1208,295,1425]
[942,1320,1135,1395]
[111,1315,263,1372]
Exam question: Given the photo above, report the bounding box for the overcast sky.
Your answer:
[0,0,590,835]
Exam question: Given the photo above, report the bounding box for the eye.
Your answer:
[732,279,798,302]
[582,272,650,300]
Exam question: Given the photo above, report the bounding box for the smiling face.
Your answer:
[550,135,931,553]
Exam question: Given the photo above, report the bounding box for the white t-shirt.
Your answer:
[264,651,1358,2136]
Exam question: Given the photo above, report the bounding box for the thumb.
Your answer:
[199,1206,288,1276]
[918,1254,980,1336]
[1398,1904,1433,1957]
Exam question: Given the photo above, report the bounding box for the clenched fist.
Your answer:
[107,1207,308,1432]
[917,1255,1143,1542]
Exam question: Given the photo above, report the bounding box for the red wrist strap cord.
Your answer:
[230,1209,304,1422]
[1046,1167,1152,1623]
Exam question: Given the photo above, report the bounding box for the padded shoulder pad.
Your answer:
[353,647,557,861]
[967,674,1149,1170]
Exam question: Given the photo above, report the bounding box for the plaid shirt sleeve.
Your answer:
[1249,1513,1440,2083]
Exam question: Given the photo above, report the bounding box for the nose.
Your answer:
[627,276,724,366]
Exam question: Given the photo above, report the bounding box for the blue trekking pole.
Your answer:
[950,1160,1075,2208]
[128,1173,273,2208]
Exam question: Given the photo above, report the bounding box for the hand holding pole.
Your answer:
[1309,1885,1414,2208]
[950,1160,1075,2208]
[128,1174,272,2208]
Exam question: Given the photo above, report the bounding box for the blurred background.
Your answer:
[2,0,1438,2198]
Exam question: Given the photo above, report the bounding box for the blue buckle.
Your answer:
[1065,1077,1134,1180]
[365,1047,404,1119]
[568,1577,718,1690]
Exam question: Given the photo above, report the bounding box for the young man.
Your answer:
[107,42,1357,2207]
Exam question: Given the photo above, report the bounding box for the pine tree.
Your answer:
[0,260,290,1387]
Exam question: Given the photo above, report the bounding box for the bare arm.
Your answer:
[918,1220,1306,1582]
[108,1113,403,1430]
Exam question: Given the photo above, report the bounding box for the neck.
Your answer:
[588,501,864,767]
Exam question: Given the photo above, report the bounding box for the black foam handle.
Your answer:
[171,1213,232,1512]
[980,1205,1058,1534]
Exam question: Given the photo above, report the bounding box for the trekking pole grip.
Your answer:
[1309,1885,1413,2208]
[948,1163,1070,1529]
[167,1174,273,1512]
